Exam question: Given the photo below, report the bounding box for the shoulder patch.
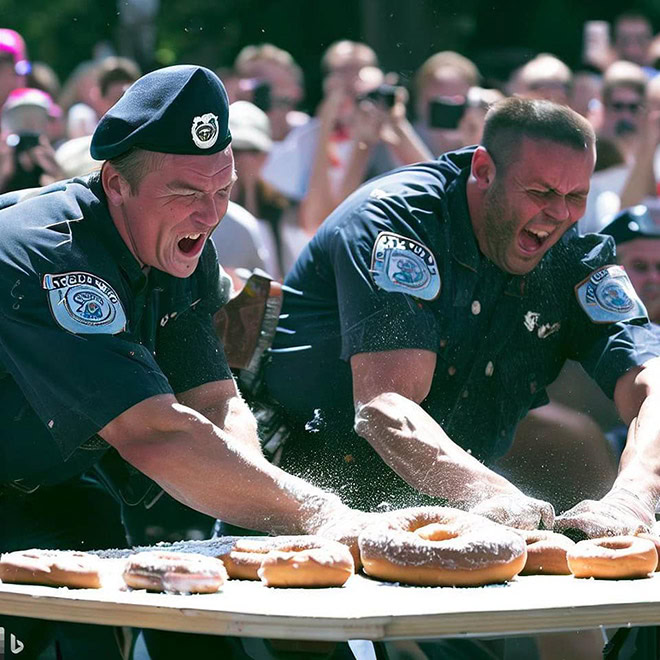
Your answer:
[43,271,127,335]
[575,264,647,324]
[370,231,440,300]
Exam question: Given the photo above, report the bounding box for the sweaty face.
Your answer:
[475,139,594,275]
[617,238,660,322]
[118,148,236,278]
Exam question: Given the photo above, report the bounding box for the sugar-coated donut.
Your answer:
[219,536,354,588]
[567,536,658,579]
[123,551,227,593]
[0,549,104,589]
[358,507,527,586]
[510,529,575,575]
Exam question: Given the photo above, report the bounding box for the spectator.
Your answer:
[579,61,649,233]
[456,86,504,146]
[0,28,30,108]
[213,100,281,283]
[412,50,481,156]
[509,53,572,106]
[261,40,431,261]
[233,43,308,141]
[612,12,654,67]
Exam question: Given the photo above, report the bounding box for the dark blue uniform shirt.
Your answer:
[0,173,232,485]
[264,147,660,510]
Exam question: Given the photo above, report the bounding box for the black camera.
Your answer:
[360,84,397,108]
[5,132,43,191]
[428,96,467,129]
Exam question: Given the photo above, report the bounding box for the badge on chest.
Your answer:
[575,264,647,323]
[370,231,441,300]
[43,271,127,335]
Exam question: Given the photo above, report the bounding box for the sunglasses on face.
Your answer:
[608,100,643,113]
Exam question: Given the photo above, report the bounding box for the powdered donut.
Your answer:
[358,507,527,586]
[123,551,227,593]
[0,549,104,589]
[567,536,658,579]
[511,529,575,575]
[219,536,354,587]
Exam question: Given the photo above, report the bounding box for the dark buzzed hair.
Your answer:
[481,96,595,171]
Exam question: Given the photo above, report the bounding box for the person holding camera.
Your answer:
[261,40,431,245]
[0,87,64,193]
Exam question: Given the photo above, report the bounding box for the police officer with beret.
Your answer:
[262,96,660,540]
[0,65,371,659]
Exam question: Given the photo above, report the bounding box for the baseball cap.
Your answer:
[0,29,30,76]
[600,205,660,245]
[228,101,272,152]
[90,65,232,160]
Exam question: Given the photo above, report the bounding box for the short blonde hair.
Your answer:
[414,51,480,95]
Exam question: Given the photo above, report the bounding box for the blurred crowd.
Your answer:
[2,13,660,289]
[3,12,660,521]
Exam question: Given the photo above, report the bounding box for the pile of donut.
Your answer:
[1,506,659,593]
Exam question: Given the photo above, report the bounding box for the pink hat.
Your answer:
[0,29,30,76]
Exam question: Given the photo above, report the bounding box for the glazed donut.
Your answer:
[0,549,103,589]
[358,507,527,586]
[567,536,658,579]
[219,536,354,588]
[123,551,227,593]
[636,532,660,571]
[511,529,575,575]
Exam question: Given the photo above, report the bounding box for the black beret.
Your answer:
[600,205,660,245]
[90,65,231,160]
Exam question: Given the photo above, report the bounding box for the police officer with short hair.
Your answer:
[262,96,660,540]
[0,65,368,659]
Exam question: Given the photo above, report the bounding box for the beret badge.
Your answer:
[191,112,219,149]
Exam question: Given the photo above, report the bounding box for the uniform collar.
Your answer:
[87,172,147,290]
[446,168,480,273]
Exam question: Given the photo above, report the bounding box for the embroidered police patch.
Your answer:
[575,264,647,323]
[43,271,127,335]
[191,112,219,149]
[370,231,440,300]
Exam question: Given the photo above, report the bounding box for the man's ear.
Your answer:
[471,146,497,190]
[101,162,130,206]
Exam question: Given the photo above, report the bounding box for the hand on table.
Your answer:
[554,488,656,541]
[469,492,555,530]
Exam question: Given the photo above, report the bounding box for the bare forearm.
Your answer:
[619,145,657,209]
[388,119,433,165]
[354,392,522,508]
[113,411,347,535]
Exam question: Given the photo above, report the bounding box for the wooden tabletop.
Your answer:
[1,572,660,640]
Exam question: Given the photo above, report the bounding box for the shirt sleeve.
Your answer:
[155,245,234,393]
[0,273,174,460]
[565,235,660,398]
[327,199,441,361]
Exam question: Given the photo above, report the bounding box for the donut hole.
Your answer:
[596,539,634,551]
[414,523,459,542]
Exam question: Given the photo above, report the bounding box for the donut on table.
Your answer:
[0,549,104,589]
[567,536,658,579]
[219,536,354,588]
[123,551,227,593]
[510,529,576,575]
[636,532,660,571]
[358,507,527,587]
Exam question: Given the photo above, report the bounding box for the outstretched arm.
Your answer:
[351,349,555,529]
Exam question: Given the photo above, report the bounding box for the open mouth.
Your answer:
[178,233,205,255]
[519,227,551,254]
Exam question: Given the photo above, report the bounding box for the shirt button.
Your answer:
[439,339,447,348]
[471,300,481,315]
[530,381,537,394]
[461,389,469,398]
[448,365,457,376]
[485,361,494,377]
